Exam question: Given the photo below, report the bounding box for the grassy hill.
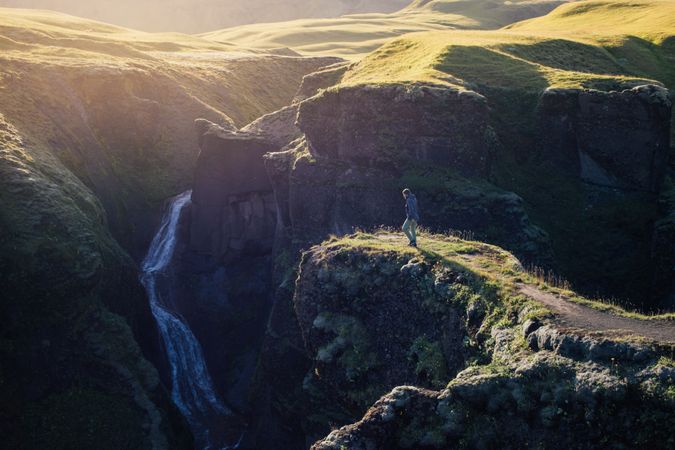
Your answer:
[507,0,675,41]
[341,0,675,89]
[202,0,571,59]
[0,7,336,252]
[340,30,656,90]
[1,0,411,33]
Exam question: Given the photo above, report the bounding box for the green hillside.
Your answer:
[342,0,675,89]
[201,0,571,59]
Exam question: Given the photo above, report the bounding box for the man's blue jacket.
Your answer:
[406,194,420,222]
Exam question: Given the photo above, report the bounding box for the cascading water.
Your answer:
[140,191,237,450]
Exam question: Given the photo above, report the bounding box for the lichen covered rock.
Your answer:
[294,245,469,409]
[305,235,675,450]
[298,83,492,174]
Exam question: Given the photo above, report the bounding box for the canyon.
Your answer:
[1,1,674,449]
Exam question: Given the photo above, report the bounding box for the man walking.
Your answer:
[402,188,420,247]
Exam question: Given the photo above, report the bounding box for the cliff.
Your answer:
[3,1,675,448]
[0,114,192,448]
[262,81,554,265]
[302,233,675,449]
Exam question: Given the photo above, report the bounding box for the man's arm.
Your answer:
[407,197,419,220]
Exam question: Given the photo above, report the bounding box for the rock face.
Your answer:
[0,115,192,449]
[538,85,672,192]
[653,169,675,308]
[306,236,675,450]
[294,62,352,103]
[313,350,675,449]
[295,245,468,410]
[190,123,279,264]
[298,83,492,174]
[264,81,552,265]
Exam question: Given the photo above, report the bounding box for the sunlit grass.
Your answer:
[506,0,675,43]
[340,28,661,90]
[200,0,571,59]
[326,229,675,321]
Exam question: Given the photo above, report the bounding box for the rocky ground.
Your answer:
[301,232,675,450]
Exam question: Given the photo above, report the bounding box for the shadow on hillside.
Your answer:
[499,38,626,75]
[434,45,549,90]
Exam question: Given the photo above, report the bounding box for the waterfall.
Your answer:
[140,190,234,450]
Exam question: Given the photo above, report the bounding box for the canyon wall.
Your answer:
[185,63,673,446]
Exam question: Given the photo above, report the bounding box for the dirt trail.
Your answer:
[519,284,675,344]
[375,233,675,344]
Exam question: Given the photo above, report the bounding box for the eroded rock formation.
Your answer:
[298,83,492,174]
[306,238,675,450]
[190,122,278,264]
[295,245,468,410]
[263,81,552,265]
[184,65,674,449]
[539,85,671,192]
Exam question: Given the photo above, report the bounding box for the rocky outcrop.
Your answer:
[313,348,675,449]
[538,85,671,192]
[293,62,351,102]
[298,83,492,174]
[266,81,551,264]
[190,122,278,264]
[295,245,468,410]
[306,235,675,450]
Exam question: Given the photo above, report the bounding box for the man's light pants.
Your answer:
[402,218,417,244]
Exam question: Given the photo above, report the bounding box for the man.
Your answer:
[402,188,420,247]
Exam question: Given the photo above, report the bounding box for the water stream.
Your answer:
[140,190,236,450]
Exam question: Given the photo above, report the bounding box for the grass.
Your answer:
[0,7,335,257]
[324,0,675,100]
[325,230,675,322]
[201,0,572,59]
[340,29,660,90]
[506,0,675,42]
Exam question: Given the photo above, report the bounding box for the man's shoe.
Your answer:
[411,241,417,248]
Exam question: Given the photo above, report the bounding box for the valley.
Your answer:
[1,1,674,449]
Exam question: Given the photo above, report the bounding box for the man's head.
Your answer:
[402,188,411,199]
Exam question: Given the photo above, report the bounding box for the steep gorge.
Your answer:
[2,2,675,449]
[181,49,674,446]
[0,9,338,447]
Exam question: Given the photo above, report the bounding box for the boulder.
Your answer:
[240,105,303,149]
[293,62,351,102]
